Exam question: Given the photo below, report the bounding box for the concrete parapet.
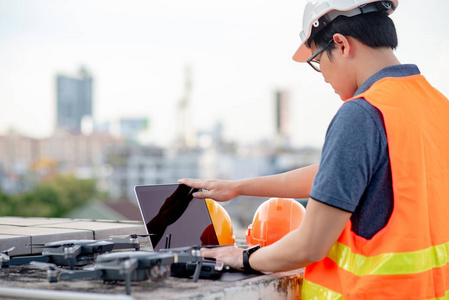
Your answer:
[0,217,303,299]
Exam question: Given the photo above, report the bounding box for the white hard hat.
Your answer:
[293,0,398,62]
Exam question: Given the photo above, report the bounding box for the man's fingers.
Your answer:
[200,248,216,257]
[192,190,210,199]
[200,246,233,257]
[179,178,233,202]
[179,178,213,199]
[178,178,206,189]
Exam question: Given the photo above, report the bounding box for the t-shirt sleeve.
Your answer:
[309,99,386,212]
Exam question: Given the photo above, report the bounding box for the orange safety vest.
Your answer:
[302,74,449,299]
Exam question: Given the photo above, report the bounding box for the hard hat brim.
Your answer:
[292,43,311,63]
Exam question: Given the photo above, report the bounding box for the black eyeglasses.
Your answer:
[307,39,334,72]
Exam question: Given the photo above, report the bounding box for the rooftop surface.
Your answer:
[0,217,303,299]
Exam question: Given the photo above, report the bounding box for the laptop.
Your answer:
[135,184,219,251]
[135,183,262,282]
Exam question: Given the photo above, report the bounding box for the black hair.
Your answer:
[306,11,398,56]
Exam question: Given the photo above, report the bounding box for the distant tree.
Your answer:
[0,190,12,216]
[2,175,97,218]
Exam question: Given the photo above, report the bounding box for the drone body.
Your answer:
[34,246,226,295]
[1,235,146,269]
[93,251,174,282]
[34,251,176,295]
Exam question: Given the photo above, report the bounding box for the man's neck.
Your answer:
[356,47,400,87]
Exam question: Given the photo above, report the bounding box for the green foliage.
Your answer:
[0,191,12,216]
[1,175,97,218]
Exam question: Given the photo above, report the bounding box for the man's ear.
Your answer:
[332,33,351,59]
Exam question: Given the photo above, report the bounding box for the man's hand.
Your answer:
[201,245,245,271]
[178,178,239,202]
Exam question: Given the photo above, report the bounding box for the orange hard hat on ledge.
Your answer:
[246,198,305,247]
[205,198,235,246]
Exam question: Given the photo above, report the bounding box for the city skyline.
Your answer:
[1,0,448,148]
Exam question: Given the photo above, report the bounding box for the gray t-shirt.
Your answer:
[309,64,420,239]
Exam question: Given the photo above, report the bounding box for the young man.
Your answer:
[180,0,449,298]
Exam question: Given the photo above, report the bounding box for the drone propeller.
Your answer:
[31,261,55,269]
[1,247,15,254]
[0,247,15,263]
[31,261,66,272]
[159,245,200,253]
[160,244,231,254]
[109,233,155,240]
[26,242,76,249]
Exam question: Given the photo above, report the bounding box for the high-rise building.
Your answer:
[275,90,291,148]
[56,67,93,133]
[175,66,196,149]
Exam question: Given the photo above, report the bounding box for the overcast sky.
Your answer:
[1,0,448,147]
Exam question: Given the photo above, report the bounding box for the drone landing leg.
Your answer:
[192,260,203,282]
[125,271,132,295]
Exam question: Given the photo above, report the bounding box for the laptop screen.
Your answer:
[135,184,219,251]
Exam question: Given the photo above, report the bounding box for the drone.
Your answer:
[34,251,174,295]
[1,234,151,270]
[108,233,155,251]
[32,245,227,295]
[162,245,225,282]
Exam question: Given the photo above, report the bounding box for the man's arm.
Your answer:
[201,198,351,271]
[179,164,319,202]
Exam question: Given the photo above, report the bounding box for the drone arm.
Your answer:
[5,255,50,266]
[58,269,103,281]
[111,242,139,251]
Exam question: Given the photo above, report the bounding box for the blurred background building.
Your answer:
[56,67,93,134]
